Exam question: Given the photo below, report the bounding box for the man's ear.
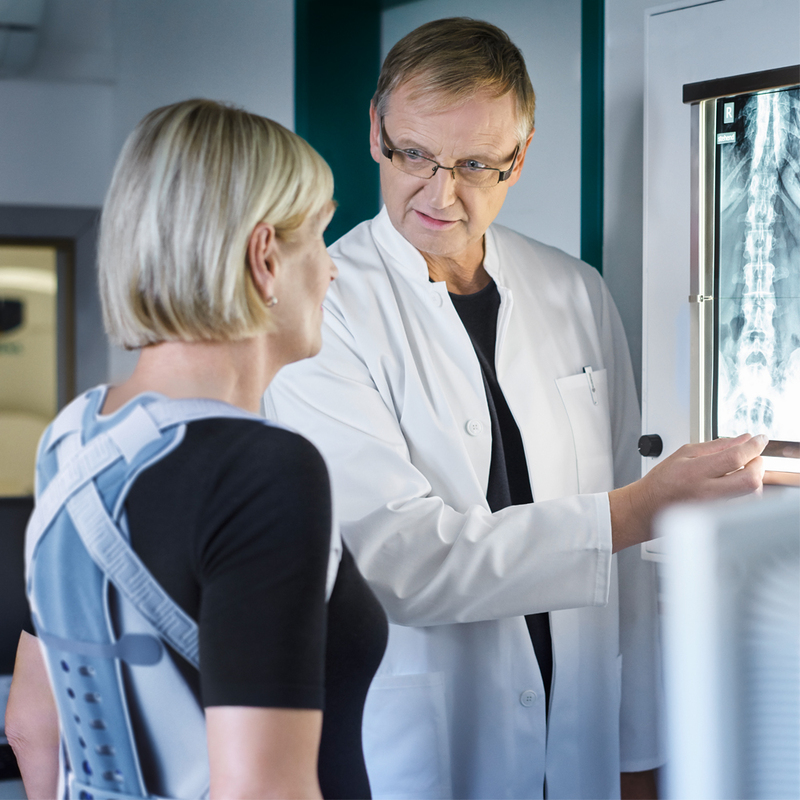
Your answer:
[247,221,278,303]
[506,128,535,188]
[369,104,383,165]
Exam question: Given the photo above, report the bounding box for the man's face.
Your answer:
[369,81,531,268]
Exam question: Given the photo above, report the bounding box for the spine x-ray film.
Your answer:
[685,66,800,472]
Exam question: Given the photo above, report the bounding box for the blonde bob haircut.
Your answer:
[373,17,536,147]
[99,99,334,348]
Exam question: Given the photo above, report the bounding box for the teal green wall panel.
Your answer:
[295,0,382,244]
[581,0,604,273]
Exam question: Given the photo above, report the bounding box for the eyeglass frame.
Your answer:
[379,117,519,187]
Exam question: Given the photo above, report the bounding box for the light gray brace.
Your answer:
[27,396,266,669]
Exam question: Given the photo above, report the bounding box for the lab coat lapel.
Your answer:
[371,209,493,497]
[485,228,582,501]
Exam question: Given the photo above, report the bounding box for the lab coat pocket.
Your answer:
[362,672,452,800]
[555,368,615,493]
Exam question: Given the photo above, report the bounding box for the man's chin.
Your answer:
[402,222,466,259]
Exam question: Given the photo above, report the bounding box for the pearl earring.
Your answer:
[266,296,278,308]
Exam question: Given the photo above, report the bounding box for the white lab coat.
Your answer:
[264,207,664,800]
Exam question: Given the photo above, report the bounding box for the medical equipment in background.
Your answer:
[640,57,800,563]
[658,489,799,800]
[0,0,45,77]
[0,244,70,496]
[0,242,58,778]
[683,65,800,476]
[0,496,33,779]
[641,2,800,521]
[638,9,799,792]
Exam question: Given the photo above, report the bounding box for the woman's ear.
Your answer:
[247,222,278,303]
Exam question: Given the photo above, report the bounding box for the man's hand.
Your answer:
[610,434,767,552]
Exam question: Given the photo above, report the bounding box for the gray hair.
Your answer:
[372,17,535,146]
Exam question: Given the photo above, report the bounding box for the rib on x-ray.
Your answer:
[717,87,800,446]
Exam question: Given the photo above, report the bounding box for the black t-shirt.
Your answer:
[450,280,553,712]
[124,418,387,799]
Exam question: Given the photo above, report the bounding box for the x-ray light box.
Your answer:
[684,65,800,475]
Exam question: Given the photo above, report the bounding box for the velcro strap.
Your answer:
[39,630,163,666]
[26,433,122,571]
[107,405,161,463]
[45,393,90,452]
[146,397,261,428]
[69,774,156,800]
[66,482,200,668]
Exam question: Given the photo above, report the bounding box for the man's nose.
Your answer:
[425,165,458,208]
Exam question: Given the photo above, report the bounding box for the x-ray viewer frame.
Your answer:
[684,65,800,476]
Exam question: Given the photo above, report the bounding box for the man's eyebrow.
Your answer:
[389,123,511,163]
[395,137,505,164]
[391,133,432,153]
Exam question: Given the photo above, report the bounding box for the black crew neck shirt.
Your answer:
[124,419,388,799]
[449,279,553,712]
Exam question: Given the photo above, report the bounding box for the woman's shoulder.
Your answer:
[131,416,331,534]
[128,415,332,580]
[183,417,328,476]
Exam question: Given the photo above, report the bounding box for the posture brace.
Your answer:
[25,387,340,800]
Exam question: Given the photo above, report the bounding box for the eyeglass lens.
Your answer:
[391,150,500,187]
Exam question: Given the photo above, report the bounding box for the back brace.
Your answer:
[25,386,341,800]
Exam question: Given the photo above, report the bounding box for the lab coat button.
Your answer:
[465,419,483,436]
[430,290,443,307]
[520,689,537,707]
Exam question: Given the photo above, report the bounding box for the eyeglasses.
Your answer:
[380,118,519,189]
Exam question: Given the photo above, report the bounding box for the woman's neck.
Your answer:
[102,337,277,416]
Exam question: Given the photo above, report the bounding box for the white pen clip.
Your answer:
[583,365,598,405]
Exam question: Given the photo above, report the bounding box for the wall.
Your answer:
[112,1,294,162]
[381,0,583,259]
[109,0,295,380]
[603,0,656,400]
[0,0,295,383]
[0,0,295,208]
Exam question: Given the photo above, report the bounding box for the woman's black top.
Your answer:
[124,418,387,799]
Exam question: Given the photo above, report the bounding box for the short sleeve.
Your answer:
[196,426,333,708]
[125,420,333,710]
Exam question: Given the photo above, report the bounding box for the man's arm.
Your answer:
[266,313,617,625]
[6,632,60,800]
[609,432,766,552]
[266,315,766,628]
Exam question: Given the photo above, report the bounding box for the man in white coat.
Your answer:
[264,18,766,800]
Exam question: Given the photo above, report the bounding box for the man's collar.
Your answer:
[483,226,503,286]
[372,206,430,282]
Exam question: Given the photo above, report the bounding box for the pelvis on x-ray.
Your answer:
[717,87,800,444]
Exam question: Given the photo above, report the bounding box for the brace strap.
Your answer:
[30,396,263,670]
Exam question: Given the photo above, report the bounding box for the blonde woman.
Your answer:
[6,99,387,800]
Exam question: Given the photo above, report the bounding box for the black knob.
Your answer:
[638,434,663,458]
